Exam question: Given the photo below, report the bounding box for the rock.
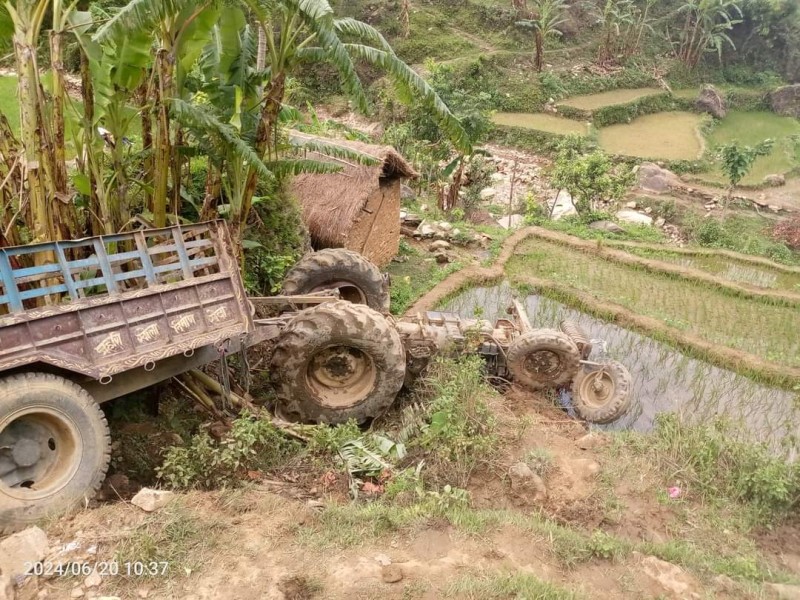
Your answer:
[450,228,461,238]
[637,162,682,194]
[589,220,624,234]
[415,223,436,239]
[84,570,102,589]
[479,188,497,201]
[381,564,403,584]
[507,462,547,502]
[496,214,525,230]
[401,212,422,227]
[400,184,416,200]
[551,190,578,220]
[429,240,451,252]
[655,217,666,227]
[70,588,85,599]
[576,433,605,450]
[0,527,48,579]
[644,206,653,214]
[766,583,800,600]
[434,252,451,264]
[616,209,653,226]
[764,174,786,187]
[438,221,453,232]
[130,488,174,513]
[638,554,702,599]
[770,84,800,118]
[695,84,727,119]
[490,172,506,184]
[625,201,638,209]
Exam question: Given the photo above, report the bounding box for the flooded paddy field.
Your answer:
[506,238,800,368]
[491,112,588,135]
[443,282,799,455]
[558,87,664,110]
[596,111,705,160]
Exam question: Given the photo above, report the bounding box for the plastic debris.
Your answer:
[668,486,682,499]
[558,389,577,418]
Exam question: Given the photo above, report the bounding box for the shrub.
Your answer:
[648,413,800,521]
[158,412,301,489]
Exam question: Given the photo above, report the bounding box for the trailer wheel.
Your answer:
[270,301,405,424]
[281,249,390,312]
[0,373,111,535]
[572,361,632,424]
[507,330,581,390]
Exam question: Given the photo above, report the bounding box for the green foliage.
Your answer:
[158,412,300,489]
[683,214,797,263]
[551,138,634,213]
[243,191,307,295]
[718,138,774,189]
[515,0,566,72]
[414,356,499,486]
[648,413,800,521]
[672,0,744,68]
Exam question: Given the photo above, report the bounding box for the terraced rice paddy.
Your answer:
[704,111,800,186]
[597,111,705,160]
[443,282,799,453]
[506,238,800,368]
[559,87,664,111]
[614,246,800,292]
[491,112,588,136]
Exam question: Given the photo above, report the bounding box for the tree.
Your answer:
[596,0,635,64]
[671,0,743,68]
[516,0,566,72]
[551,136,634,213]
[718,139,774,210]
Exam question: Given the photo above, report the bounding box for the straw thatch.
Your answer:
[290,133,418,267]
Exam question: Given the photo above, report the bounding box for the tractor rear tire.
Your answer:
[0,373,111,535]
[270,301,405,424]
[572,361,632,424]
[281,249,390,312]
[507,330,581,391]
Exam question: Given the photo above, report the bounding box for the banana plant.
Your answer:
[0,0,76,255]
[94,0,220,228]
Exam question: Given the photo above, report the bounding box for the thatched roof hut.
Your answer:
[289,133,418,267]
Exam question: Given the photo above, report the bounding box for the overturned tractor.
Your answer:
[0,222,631,532]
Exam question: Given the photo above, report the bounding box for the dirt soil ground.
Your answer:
[13,388,800,600]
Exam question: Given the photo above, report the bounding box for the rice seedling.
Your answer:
[616,246,800,292]
[507,239,800,369]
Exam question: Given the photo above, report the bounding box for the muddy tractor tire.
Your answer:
[270,301,406,424]
[507,329,581,390]
[0,373,111,535]
[571,361,633,424]
[281,249,390,313]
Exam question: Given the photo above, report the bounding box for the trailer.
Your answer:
[0,222,631,533]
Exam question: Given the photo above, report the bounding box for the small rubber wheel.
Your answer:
[269,301,405,424]
[572,361,633,424]
[281,249,390,312]
[507,329,581,390]
[0,373,111,535]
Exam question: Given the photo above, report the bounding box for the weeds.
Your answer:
[445,572,582,599]
[158,412,300,489]
[524,448,556,478]
[115,500,220,579]
[644,413,800,521]
[413,356,500,486]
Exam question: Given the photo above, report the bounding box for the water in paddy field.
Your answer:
[442,282,799,456]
